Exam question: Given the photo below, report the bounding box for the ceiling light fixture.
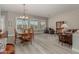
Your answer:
[19,4,29,19]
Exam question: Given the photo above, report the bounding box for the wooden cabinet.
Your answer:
[59,33,72,45]
[56,21,64,34]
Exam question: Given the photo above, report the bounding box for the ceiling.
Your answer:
[0,4,79,18]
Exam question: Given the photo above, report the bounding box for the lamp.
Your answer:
[61,24,68,28]
[61,24,68,33]
[76,30,79,33]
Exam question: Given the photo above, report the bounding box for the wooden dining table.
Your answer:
[15,32,34,44]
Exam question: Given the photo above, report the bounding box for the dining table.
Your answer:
[15,31,33,44]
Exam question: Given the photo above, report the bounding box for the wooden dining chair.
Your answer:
[21,27,34,44]
[5,43,15,54]
[27,28,34,44]
[14,29,22,44]
[14,29,17,44]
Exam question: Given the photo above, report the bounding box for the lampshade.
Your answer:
[76,30,79,33]
[61,24,68,33]
[61,24,68,28]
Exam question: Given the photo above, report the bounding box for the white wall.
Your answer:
[2,11,47,36]
[48,9,79,30]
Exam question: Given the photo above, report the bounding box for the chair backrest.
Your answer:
[14,27,34,43]
[5,43,15,54]
[24,27,34,40]
[28,27,34,38]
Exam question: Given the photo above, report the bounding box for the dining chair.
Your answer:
[5,43,15,54]
[14,29,22,44]
[20,27,34,44]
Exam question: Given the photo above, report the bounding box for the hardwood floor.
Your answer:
[8,34,77,54]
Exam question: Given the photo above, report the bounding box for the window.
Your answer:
[16,18,46,33]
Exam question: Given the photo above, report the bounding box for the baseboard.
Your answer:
[72,48,79,53]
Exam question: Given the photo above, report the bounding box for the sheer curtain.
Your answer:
[0,16,5,33]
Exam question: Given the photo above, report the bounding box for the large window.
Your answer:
[16,18,46,33]
[29,20,39,31]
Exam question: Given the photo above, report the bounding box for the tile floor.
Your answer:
[7,34,78,54]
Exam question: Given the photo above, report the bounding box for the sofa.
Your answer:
[44,28,55,34]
